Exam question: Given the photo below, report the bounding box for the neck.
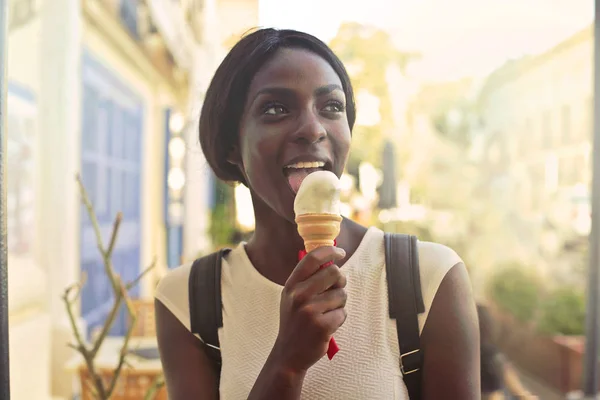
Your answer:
[245,197,304,284]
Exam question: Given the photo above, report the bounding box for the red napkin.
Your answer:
[298,240,340,360]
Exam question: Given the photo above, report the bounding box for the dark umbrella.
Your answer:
[378,140,398,210]
[0,2,9,399]
[582,3,600,396]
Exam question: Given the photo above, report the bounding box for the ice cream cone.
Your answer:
[296,212,342,360]
[295,213,342,252]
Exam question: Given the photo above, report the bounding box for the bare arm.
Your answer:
[421,263,480,399]
[156,299,306,400]
[155,299,219,399]
[246,353,306,399]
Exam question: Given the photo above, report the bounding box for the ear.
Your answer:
[226,146,249,185]
[226,145,248,183]
[226,145,242,166]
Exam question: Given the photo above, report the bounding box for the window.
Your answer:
[7,87,37,257]
[561,104,571,145]
[521,118,532,156]
[559,155,584,187]
[545,155,558,192]
[529,163,545,209]
[541,110,553,149]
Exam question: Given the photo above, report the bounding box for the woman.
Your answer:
[478,304,537,399]
[155,28,480,399]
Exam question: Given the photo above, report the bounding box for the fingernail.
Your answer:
[336,248,346,257]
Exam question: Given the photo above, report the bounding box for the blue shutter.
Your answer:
[80,51,143,337]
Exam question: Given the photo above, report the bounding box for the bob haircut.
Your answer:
[199,28,356,185]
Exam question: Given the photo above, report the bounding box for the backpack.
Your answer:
[188,233,426,399]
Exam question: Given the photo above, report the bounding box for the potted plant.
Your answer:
[63,175,165,399]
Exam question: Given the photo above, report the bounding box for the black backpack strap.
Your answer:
[385,233,425,400]
[188,248,231,376]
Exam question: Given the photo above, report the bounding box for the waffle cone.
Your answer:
[295,213,342,252]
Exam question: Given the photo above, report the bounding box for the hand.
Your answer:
[271,246,347,374]
[519,393,538,399]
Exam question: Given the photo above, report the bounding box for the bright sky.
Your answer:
[259,0,593,81]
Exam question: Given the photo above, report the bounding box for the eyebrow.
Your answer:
[252,84,344,102]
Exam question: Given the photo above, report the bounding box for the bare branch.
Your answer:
[69,174,157,399]
[144,374,166,400]
[126,258,157,291]
[76,174,107,257]
[76,175,122,296]
[90,277,124,357]
[62,289,88,358]
[106,212,123,258]
[106,283,138,398]
[64,272,88,303]
[85,379,100,399]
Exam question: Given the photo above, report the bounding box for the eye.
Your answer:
[323,101,345,113]
[262,102,288,116]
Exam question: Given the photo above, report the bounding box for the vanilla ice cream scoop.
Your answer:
[293,170,341,216]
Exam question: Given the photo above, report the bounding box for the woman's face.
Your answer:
[237,48,351,222]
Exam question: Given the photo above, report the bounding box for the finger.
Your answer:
[331,269,347,289]
[311,288,347,314]
[318,307,347,335]
[297,264,346,297]
[286,246,345,287]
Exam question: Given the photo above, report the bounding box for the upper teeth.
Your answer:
[285,161,325,169]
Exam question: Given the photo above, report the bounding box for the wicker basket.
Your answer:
[79,367,167,400]
[130,300,157,338]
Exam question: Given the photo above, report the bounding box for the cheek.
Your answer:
[333,128,352,158]
[239,135,278,185]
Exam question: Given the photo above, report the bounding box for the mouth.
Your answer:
[283,161,328,194]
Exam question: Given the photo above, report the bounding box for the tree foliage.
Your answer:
[329,22,420,172]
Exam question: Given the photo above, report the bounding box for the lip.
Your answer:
[282,154,333,196]
[283,154,332,168]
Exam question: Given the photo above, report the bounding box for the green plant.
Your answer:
[537,286,586,336]
[208,179,237,248]
[209,203,236,247]
[489,262,542,323]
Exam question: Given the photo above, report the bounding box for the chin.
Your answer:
[278,199,299,225]
[250,186,297,225]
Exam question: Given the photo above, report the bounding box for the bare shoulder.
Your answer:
[154,262,194,331]
[414,241,464,328]
[154,263,220,399]
[417,242,480,399]
[416,240,474,329]
[155,297,219,399]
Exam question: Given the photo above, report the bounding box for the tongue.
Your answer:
[287,168,320,193]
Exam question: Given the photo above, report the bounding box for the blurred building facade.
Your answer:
[476,25,593,280]
[7,0,257,398]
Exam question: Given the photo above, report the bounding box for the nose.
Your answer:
[291,111,327,145]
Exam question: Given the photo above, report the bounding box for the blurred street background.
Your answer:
[5,0,599,398]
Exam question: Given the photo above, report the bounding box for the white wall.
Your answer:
[37,0,84,395]
[7,7,54,400]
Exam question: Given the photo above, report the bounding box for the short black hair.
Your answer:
[199,28,356,184]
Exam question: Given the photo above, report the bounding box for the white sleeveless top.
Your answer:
[155,227,462,400]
